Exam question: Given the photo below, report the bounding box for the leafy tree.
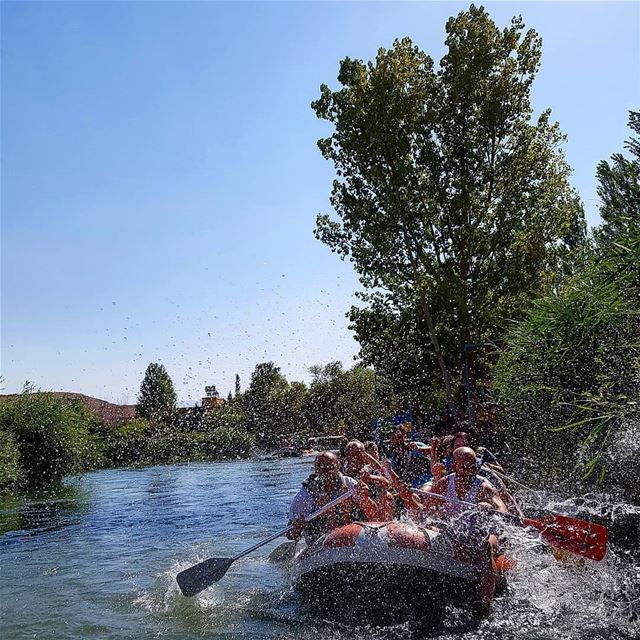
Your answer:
[243,362,290,446]
[0,429,21,491]
[101,418,152,467]
[312,6,586,411]
[202,403,254,458]
[279,380,309,441]
[595,110,640,247]
[137,363,177,425]
[305,362,386,438]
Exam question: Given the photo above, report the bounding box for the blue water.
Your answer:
[1,459,638,639]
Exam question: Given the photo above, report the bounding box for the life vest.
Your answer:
[303,473,363,540]
[444,473,484,540]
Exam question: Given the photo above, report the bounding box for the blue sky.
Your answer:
[2,1,638,403]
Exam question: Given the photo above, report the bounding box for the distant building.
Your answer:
[202,385,224,411]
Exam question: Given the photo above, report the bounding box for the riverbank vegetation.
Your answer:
[1,6,637,503]
[0,360,399,492]
[494,113,640,501]
[313,5,639,502]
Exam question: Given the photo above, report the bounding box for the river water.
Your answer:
[1,458,638,639]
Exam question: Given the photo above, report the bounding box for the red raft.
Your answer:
[291,520,508,615]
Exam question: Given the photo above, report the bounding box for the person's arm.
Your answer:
[428,437,446,482]
[478,483,507,513]
[356,480,379,520]
[287,487,313,540]
[499,487,523,517]
[419,479,448,518]
[408,442,431,455]
[430,463,446,482]
[360,469,392,489]
[379,459,424,512]
[478,447,504,473]
[344,475,378,520]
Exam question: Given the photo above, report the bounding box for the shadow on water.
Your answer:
[0,479,89,540]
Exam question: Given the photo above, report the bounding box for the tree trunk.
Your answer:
[417,289,458,420]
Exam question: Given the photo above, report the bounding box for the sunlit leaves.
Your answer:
[0,389,101,488]
[312,6,586,405]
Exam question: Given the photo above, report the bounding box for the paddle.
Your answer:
[481,465,534,492]
[267,540,297,563]
[176,488,355,597]
[478,466,609,560]
[414,487,608,562]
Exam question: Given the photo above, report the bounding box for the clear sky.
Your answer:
[2,1,638,403]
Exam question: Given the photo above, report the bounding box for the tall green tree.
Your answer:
[304,362,386,438]
[595,110,640,247]
[243,362,290,446]
[313,5,586,410]
[137,363,177,425]
[280,381,309,440]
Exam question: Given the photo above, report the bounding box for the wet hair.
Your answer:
[441,435,454,456]
[452,431,472,449]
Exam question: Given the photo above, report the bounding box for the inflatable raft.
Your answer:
[291,520,504,615]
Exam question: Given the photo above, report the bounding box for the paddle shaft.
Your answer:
[414,487,515,520]
[176,487,357,596]
[482,465,533,492]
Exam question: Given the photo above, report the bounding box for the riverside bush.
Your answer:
[495,230,640,499]
[0,390,101,488]
[100,418,153,467]
[495,113,640,501]
[0,429,21,490]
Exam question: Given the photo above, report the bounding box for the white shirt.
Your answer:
[288,474,357,521]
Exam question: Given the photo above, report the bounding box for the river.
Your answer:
[1,458,638,639]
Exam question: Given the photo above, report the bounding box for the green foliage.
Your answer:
[137,363,177,425]
[100,418,153,467]
[242,362,292,446]
[0,429,22,491]
[595,110,640,247]
[202,404,254,459]
[304,362,390,438]
[313,6,586,406]
[495,113,640,498]
[0,389,101,488]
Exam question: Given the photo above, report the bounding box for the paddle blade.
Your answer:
[176,557,234,597]
[523,515,608,561]
[267,540,297,563]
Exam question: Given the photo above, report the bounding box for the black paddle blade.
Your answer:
[176,557,234,597]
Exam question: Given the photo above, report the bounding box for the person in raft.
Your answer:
[421,446,507,611]
[388,426,415,481]
[286,451,377,544]
[342,440,395,520]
